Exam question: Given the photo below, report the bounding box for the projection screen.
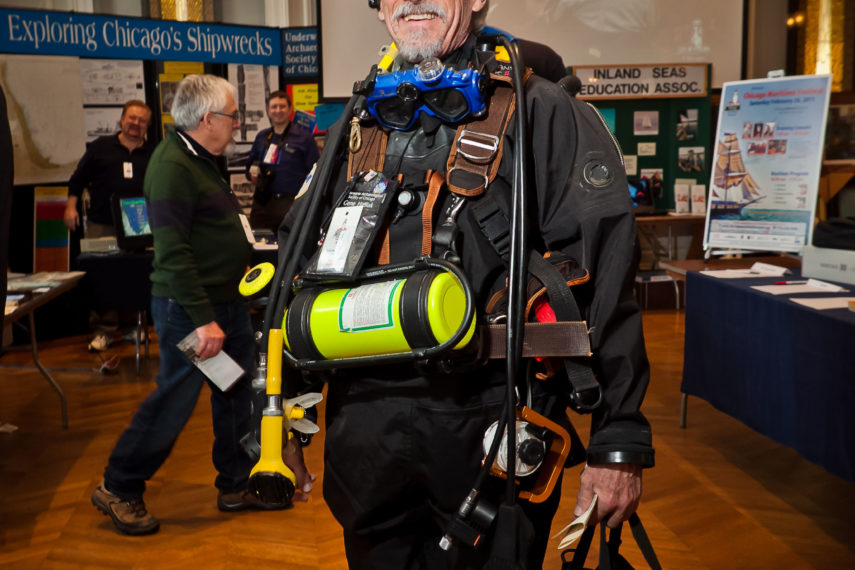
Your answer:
[319,0,744,100]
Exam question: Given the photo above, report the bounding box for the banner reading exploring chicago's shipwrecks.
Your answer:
[703,75,832,252]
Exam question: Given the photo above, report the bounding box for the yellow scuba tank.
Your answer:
[283,270,476,360]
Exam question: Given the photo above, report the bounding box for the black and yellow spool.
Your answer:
[239,262,276,299]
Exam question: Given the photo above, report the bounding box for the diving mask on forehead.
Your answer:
[365,58,488,131]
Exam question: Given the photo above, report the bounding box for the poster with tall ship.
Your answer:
[703,75,832,252]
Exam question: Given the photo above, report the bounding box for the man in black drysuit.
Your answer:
[278,1,653,568]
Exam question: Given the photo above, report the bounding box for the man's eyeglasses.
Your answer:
[209,111,240,123]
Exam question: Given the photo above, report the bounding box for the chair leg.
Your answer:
[142,310,149,357]
[135,310,143,376]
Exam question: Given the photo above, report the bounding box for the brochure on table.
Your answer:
[703,74,832,252]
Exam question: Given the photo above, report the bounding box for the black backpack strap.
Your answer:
[628,513,662,570]
[562,525,596,570]
[562,514,661,570]
[599,521,621,569]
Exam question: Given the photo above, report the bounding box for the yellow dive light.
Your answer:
[248,329,296,507]
[284,270,476,361]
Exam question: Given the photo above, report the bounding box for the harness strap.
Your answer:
[348,124,387,179]
[445,73,520,197]
[374,173,404,266]
[421,170,444,256]
[470,194,511,259]
[528,254,602,412]
[472,172,603,411]
[483,322,591,358]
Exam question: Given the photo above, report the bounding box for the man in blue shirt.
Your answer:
[246,91,319,234]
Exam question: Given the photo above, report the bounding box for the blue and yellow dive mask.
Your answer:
[365,58,488,131]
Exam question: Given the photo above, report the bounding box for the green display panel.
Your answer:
[576,65,712,211]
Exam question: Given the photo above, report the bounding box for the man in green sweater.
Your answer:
[91,74,284,535]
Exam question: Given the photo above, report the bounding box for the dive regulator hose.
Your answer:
[441,35,530,550]
[498,34,529,509]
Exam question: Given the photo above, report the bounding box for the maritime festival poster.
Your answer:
[704,74,832,252]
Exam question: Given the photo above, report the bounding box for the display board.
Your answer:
[0,54,85,185]
[703,75,832,252]
[319,0,744,99]
[578,64,712,213]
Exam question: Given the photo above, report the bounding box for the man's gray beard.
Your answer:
[224,140,237,157]
[396,35,444,63]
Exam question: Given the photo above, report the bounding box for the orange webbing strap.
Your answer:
[445,72,524,197]
[348,124,388,179]
[421,170,444,255]
[377,227,391,265]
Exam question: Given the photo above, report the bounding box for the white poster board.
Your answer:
[227,64,279,143]
[79,59,145,106]
[703,75,832,253]
[84,107,122,142]
[0,54,85,185]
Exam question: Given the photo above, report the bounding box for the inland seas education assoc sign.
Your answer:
[574,63,709,100]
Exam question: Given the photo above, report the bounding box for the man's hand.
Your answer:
[283,438,316,503]
[574,463,642,528]
[63,201,79,231]
[195,321,225,360]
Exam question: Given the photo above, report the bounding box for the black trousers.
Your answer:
[322,367,564,570]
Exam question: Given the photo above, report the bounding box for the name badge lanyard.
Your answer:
[263,123,292,165]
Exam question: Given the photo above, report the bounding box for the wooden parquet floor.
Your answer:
[1,310,854,569]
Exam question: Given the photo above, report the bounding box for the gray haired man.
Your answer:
[91,75,290,536]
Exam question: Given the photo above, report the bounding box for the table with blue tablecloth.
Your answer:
[681,270,855,481]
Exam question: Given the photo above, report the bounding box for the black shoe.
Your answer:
[217,489,290,512]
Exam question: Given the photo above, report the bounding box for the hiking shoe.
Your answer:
[88,333,111,352]
[91,481,159,536]
[217,489,290,512]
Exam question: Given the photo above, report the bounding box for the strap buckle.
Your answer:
[456,129,499,164]
[569,385,603,413]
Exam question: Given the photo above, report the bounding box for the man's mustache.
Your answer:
[392,1,447,21]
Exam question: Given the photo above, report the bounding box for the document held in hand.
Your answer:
[552,494,598,549]
[177,331,245,392]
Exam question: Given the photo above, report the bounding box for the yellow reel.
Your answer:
[239,262,276,298]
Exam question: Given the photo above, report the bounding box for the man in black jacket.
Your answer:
[64,100,153,351]
[279,1,653,567]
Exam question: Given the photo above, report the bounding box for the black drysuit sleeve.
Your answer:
[501,76,654,466]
